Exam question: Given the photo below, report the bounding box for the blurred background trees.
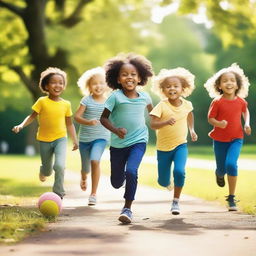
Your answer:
[0,0,255,153]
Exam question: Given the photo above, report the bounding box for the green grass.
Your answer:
[0,155,56,244]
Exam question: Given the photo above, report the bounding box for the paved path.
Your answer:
[1,171,256,256]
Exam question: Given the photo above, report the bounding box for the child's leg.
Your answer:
[79,141,91,191]
[225,139,243,195]
[157,150,173,187]
[110,146,129,189]
[39,141,54,178]
[124,143,146,206]
[52,137,67,198]
[89,139,107,196]
[172,143,188,199]
[213,140,229,177]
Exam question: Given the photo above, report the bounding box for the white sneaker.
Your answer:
[88,195,97,206]
[171,200,180,215]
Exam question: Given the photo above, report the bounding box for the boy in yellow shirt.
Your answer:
[12,67,78,198]
[150,68,197,215]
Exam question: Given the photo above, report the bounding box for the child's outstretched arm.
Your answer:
[187,111,198,142]
[100,108,127,139]
[74,104,99,126]
[65,117,79,151]
[242,107,251,135]
[12,111,38,133]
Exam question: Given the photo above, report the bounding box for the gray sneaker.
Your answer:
[171,200,180,215]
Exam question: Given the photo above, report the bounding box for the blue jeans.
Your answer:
[110,143,146,201]
[79,139,107,173]
[157,143,188,187]
[213,139,243,177]
[39,137,67,198]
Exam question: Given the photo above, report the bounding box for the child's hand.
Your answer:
[190,130,198,142]
[72,141,79,151]
[244,125,251,135]
[12,125,23,133]
[167,117,176,126]
[90,119,100,126]
[219,120,228,128]
[116,128,127,139]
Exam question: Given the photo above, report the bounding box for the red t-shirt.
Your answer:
[208,96,247,142]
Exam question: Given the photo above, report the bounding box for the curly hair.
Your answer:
[39,67,67,94]
[104,52,153,90]
[204,63,250,98]
[152,68,195,99]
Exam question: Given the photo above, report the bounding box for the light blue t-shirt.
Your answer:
[105,89,152,148]
[78,95,110,143]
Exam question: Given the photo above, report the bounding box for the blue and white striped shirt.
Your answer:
[78,95,110,143]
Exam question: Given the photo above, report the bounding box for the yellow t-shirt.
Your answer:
[32,96,72,142]
[150,98,193,151]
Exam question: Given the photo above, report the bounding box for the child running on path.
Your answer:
[100,53,153,224]
[150,68,198,215]
[75,67,110,206]
[204,63,251,211]
[12,67,78,199]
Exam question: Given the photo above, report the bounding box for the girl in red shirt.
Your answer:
[204,63,251,211]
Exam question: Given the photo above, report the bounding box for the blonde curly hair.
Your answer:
[204,63,250,98]
[151,67,195,99]
[39,67,67,94]
[77,67,105,96]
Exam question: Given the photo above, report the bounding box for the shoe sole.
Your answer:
[171,211,180,215]
[88,202,96,206]
[118,214,132,224]
[216,175,225,187]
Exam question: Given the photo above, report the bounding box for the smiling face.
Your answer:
[88,74,106,97]
[161,77,183,102]
[218,72,238,97]
[117,63,141,92]
[45,74,65,100]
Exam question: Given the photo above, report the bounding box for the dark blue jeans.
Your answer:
[110,143,146,201]
[213,139,243,177]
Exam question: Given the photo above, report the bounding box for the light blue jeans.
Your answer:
[39,137,67,198]
[79,139,107,173]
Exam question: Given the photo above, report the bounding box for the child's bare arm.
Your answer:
[208,117,227,129]
[65,116,79,151]
[12,111,38,133]
[187,111,198,142]
[74,104,99,126]
[150,115,176,130]
[242,107,251,135]
[100,108,127,139]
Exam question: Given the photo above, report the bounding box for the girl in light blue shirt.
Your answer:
[100,53,153,224]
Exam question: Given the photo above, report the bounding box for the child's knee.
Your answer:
[226,162,237,176]
[173,169,185,186]
[53,163,65,173]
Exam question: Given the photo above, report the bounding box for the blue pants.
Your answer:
[157,143,188,187]
[39,137,67,198]
[110,143,146,201]
[213,139,243,177]
[79,139,107,173]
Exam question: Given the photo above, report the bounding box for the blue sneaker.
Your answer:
[171,200,180,215]
[226,195,238,211]
[118,208,132,224]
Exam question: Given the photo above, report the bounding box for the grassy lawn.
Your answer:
[0,144,256,243]
[0,156,55,244]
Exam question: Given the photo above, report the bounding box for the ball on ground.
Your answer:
[38,192,62,217]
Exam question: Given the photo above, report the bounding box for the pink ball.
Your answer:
[38,192,62,212]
